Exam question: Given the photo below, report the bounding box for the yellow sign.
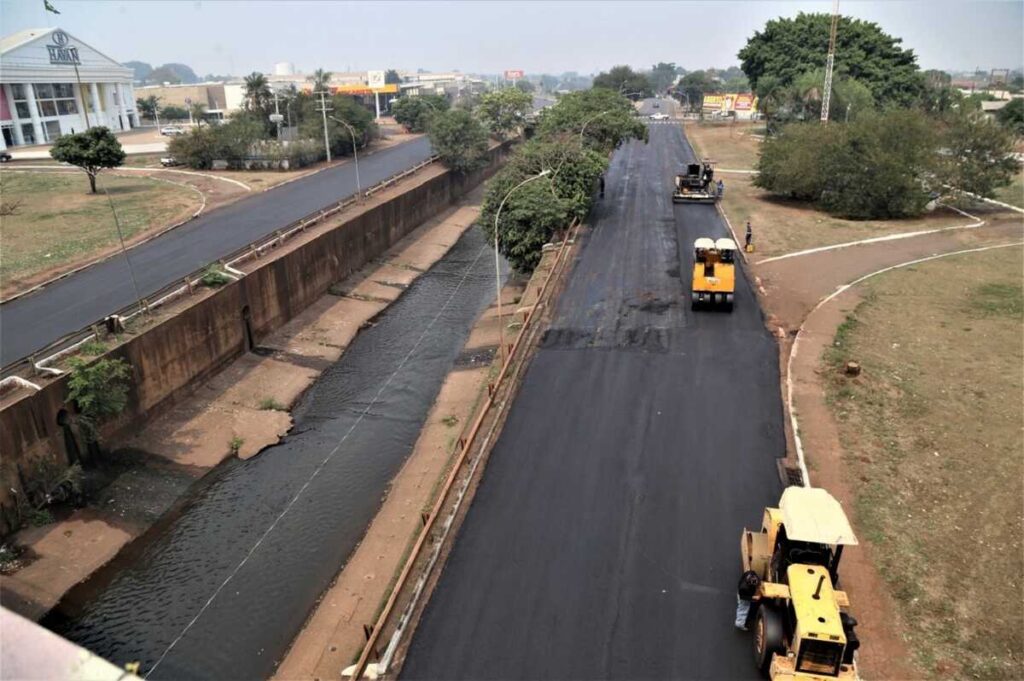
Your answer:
[300,84,399,95]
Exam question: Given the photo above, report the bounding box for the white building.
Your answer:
[0,27,138,149]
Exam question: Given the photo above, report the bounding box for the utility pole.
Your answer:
[820,0,840,123]
[273,89,282,141]
[316,89,333,162]
[73,63,91,129]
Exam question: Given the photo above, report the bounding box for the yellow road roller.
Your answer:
[739,486,861,680]
[691,237,736,311]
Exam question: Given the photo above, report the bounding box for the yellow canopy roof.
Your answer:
[780,486,858,546]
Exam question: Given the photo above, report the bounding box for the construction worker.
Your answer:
[745,221,753,249]
[717,179,724,198]
[735,569,761,631]
[599,174,605,199]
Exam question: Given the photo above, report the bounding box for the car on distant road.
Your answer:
[160,156,181,167]
[160,126,186,136]
[0,151,12,163]
[652,102,660,108]
[649,112,670,121]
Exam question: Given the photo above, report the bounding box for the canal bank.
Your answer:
[43,219,506,679]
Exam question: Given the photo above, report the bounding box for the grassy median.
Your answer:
[683,121,970,257]
[0,171,200,292]
[822,246,1023,679]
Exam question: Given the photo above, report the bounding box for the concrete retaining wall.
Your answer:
[0,145,507,537]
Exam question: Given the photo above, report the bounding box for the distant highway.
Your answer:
[402,114,785,679]
[0,137,433,367]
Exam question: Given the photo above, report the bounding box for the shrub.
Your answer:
[428,110,490,174]
[200,265,231,287]
[66,357,132,441]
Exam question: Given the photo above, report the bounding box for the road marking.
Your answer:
[145,239,492,679]
[785,240,1024,487]
[757,205,989,265]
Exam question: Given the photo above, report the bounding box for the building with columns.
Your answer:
[0,27,138,149]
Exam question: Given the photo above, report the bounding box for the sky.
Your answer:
[1,0,1021,77]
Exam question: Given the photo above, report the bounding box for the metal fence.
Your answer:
[1,155,440,381]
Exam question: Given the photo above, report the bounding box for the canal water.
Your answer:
[45,226,502,679]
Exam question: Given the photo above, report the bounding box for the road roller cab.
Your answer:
[691,237,736,311]
[740,487,861,679]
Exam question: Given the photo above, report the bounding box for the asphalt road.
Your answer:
[402,117,785,679]
[0,136,433,367]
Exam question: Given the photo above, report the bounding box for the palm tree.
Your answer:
[243,71,271,111]
[137,95,161,124]
[308,68,332,93]
[189,102,207,128]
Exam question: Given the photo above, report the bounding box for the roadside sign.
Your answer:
[269,113,284,123]
[504,69,524,80]
[367,70,386,89]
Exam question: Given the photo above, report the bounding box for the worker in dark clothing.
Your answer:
[599,174,605,198]
[717,179,724,198]
[735,569,761,630]
[745,221,753,249]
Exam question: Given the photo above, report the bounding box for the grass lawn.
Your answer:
[0,171,200,291]
[822,246,1024,679]
[684,122,970,258]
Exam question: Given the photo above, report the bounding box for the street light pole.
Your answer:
[316,89,333,162]
[328,115,361,199]
[492,169,551,363]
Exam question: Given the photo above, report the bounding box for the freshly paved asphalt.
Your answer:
[402,116,785,679]
[0,136,433,367]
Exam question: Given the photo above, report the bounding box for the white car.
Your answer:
[649,112,670,121]
[160,125,186,136]
[160,156,181,167]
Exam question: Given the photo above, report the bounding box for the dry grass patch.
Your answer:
[993,169,1023,209]
[684,121,970,258]
[0,171,200,290]
[822,246,1024,679]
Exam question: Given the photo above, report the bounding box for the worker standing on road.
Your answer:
[599,174,605,199]
[735,569,761,631]
[745,221,753,249]
[717,179,724,198]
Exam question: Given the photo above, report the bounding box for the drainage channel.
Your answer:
[44,226,503,680]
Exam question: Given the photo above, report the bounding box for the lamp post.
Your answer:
[493,169,550,363]
[328,115,361,198]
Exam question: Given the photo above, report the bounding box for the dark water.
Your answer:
[45,226,502,680]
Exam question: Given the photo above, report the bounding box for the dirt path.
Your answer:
[758,206,1023,679]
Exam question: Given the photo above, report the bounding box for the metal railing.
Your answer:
[1,155,440,381]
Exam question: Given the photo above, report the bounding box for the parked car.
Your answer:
[160,126,186,136]
[0,151,12,163]
[160,156,181,167]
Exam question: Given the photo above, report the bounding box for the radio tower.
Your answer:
[820,0,840,122]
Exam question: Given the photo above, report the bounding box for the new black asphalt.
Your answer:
[402,120,785,679]
[0,136,433,367]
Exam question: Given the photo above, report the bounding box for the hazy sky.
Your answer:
[2,0,1021,76]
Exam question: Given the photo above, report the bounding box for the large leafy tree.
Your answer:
[938,111,1020,200]
[50,127,125,193]
[738,12,924,107]
[476,88,533,139]
[648,62,679,93]
[297,94,375,157]
[384,69,402,85]
[675,71,716,110]
[536,88,646,153]
[428,109,490,174]
[392,95,449,132]
[136,95,161,123]
[996,98,1024,136]
[308,68,332,92]
[592,65,652,99]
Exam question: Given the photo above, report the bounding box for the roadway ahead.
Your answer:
[0,136,433,367]
[403,119,785,679]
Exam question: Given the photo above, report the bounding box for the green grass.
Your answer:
[0,171,199,288]
[971,282,1023,317]
[259,397,286,411]
[992,170,1024,208]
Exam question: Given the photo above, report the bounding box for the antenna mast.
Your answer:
[821,0,840,123]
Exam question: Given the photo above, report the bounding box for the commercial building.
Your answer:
[0,27,138,149]
[134,82,228,120]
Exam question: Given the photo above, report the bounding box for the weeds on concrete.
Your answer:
[201,265,232,287]
[259,398,286,411]
[79,340,109,356]
[441,414,459,427]
[67,356,132,442]
[24,507,55,527]
[229,436,244,455]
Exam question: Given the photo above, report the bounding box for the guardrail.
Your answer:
[346,218,582,680]
[0,154,440,382]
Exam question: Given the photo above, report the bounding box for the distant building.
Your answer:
[0,27,138,149]
[134,82,228,119]
[274,61,295,76]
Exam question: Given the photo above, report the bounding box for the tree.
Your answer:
[50,127,126,194]
[536,88,646,154]
[592,65,652,99]
[189,102,207,127]
[476,88,533,139]
[66,356,131,442]
[756,110,940,219]
[161,105,188,121]
[136,95,161,122]
[308,68,332,92]
[392,95,448,132]
[996,98,1024,136]
[243,71,272,112]
[738,13,925,107]
[676,71,716,110]
[385,69,402,85]
[297,94,375,158]
[648,62,679,93]
[428,109,490,174]
[514,78,535,94]
[938,111,1020,200]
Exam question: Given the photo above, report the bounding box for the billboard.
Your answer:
[367,70,386,89]
[701,93,758,113]
[504,69,524,80]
